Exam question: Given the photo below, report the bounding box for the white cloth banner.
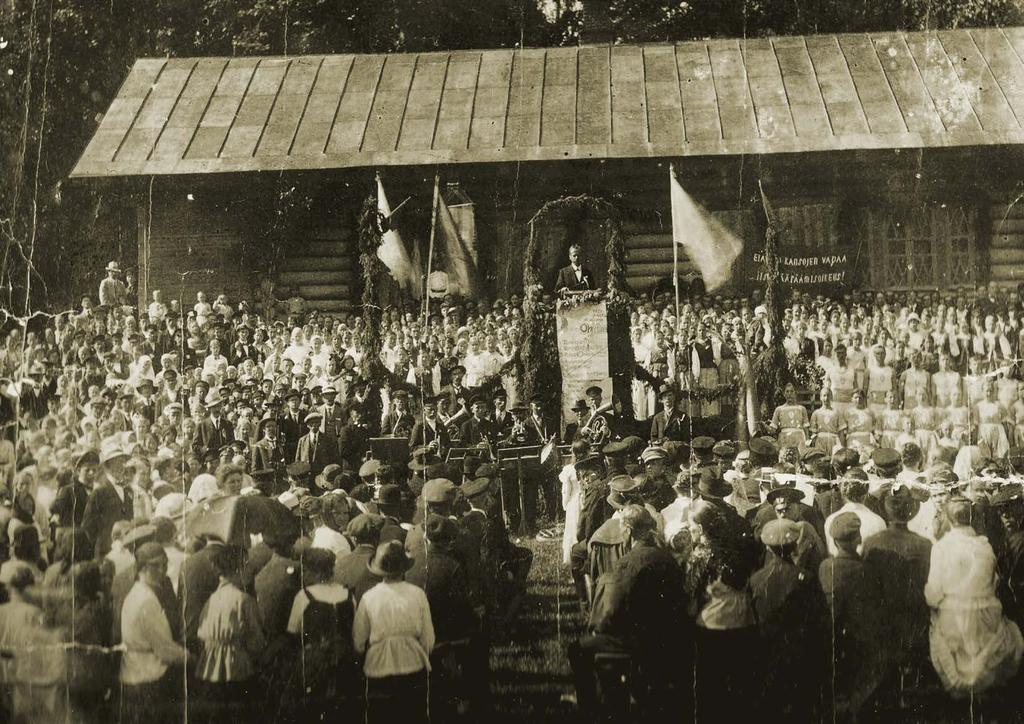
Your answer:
[556,300,610,425]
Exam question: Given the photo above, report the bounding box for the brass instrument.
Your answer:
[443,407,469,441]
[579,401,614,448]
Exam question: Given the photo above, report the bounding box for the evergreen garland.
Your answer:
[753,203,793,418]
[356,195,389,381]
[520,194,636,419]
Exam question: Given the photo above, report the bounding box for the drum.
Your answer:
[540,439,561,474]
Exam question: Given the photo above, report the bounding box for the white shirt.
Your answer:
[824,501,886,556]
[311,526,353,559]
[353,580,434,678]
[120,580,186,684]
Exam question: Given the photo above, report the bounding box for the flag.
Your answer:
[436,192,480,296]
[409,235,424,300]
[670,166,742,291]
[376,175,417,291]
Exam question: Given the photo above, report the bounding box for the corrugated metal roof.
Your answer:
[70,26,1024,178]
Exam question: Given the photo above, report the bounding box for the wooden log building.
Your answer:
[70,27,1024,313]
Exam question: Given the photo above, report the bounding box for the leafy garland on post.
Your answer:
[519,194,636,419]
[356,195,389,381]
[752,196,793,421]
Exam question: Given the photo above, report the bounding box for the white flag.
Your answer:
[376,176,417,291]
[670,166,742,291]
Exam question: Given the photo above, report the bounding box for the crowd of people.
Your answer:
[0,253,1022,722]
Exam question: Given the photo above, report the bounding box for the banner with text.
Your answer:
[556,300,611,427]
[752,250,851,290]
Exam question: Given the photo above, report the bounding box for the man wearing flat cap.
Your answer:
[861,485,931,666]
[295,411,339,479]
[409,395,450,455]
[460,394,494,446]
[750,518,827,721]
[818,512,886,719]
[318,384,346,440]
[82,442,135,557]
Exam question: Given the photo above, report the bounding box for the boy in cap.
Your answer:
[818,512,885,719]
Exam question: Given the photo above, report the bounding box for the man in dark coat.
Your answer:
[459,395,494,447]
[252,529,301,669]
[407,515,476,644]
[818,513,886,719]
[568,505,692,721]
[993,484,1024,630]
[372,484,408,545]
[751,475,826,544]
[648,386,690,445]
[336,514,384,603]
[408,395,450,454]
[338,403,371,473]
[439,365,472,421]
[53,449,97,529]
[178,538,224,648]
[861,485,932,670]
[750,519,827,722]
[380,390,415,439]
[277,391,305,462]
[192,391,230,460]
[251,415,287,471]
[81,444,135,557]
[555,244,595,294]
[295,411,339,477]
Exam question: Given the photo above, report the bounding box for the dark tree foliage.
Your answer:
[1,0,1019,312]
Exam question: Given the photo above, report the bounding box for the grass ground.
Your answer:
[489,537,582,723]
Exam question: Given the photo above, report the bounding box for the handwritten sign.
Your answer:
[556,301,610,425]
[752,251,850,287]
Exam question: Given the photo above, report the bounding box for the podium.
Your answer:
[496,445,542,537]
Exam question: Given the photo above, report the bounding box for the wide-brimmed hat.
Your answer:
[409,446,442,472]
[372,484,402,508]
[99,440,129,467]
[204,390,223,408]
[105,261,122,273]
[367,540,415,577]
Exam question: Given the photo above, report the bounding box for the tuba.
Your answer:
[579,401,614,448]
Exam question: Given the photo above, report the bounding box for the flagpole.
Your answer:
[423,172,440,324]
[670,163,681,341]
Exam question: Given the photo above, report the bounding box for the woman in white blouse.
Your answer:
[353,541,435,724]
[925,497,1024,697]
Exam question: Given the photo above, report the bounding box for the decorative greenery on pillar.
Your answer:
[520,194,635,419]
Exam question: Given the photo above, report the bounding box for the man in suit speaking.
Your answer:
[555,244,595,296]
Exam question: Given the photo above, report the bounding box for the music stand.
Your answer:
[369,437,410,467]
[496,445,542,537]
[444,446,491,465]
